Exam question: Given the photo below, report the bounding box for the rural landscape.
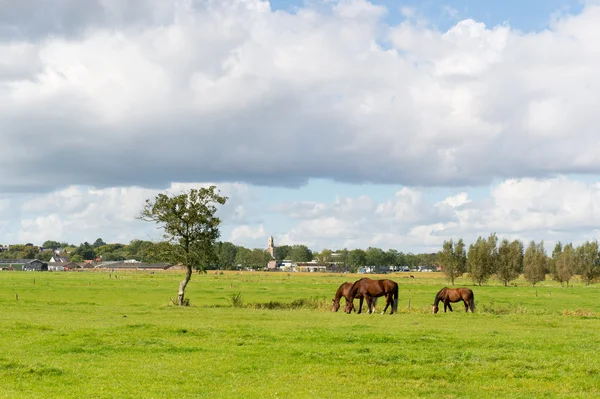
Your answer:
[3,0,600,398]
[1,184,600,398]
[1,269,599,398]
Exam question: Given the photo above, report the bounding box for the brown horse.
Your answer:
[432,287,475,314]
[332,282,364,312]
[344,278,399,315]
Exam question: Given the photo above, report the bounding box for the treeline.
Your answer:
[0,239,436,272]
[217,243,436,271]
[439,234,600,286]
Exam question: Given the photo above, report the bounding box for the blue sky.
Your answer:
[269,0,584,30]
[2,0,600,254]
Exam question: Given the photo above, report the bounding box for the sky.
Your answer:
[2,0,600,254]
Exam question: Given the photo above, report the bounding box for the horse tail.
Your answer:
[469,292,475,313]
[392,284,399,313]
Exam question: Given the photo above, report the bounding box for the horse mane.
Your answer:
[334,283,348,301]
[433,287,448,304]
[348,278,367,299]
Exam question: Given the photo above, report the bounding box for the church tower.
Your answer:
[267,236,276,259]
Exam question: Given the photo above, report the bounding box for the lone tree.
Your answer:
[139,186,228,305]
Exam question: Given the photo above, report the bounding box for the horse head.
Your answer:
[432,305,439,314]
[344,301,354,313]
[332,298,341,312]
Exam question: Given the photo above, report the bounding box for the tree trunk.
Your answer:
[177,265,193,306]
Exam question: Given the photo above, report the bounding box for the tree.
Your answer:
[93,238,107,248]
[42,240,68,250]
[467,234,497,286]
[523,240,547,286]
[35,251,53,262]
[386,249,405,266]
[248,249,272,268]
[234,247,252,269]
[347,249,367,271]
[287,245,312,262]
[318,249,333,264]
[275,245,292,261]
[576,240,600,285]
[555,243,575,286]
[76,242,96,260]
[437,239,466,285]
[216,242,238,270]
[496,239,523,286]
[404,253,420,268]
[365,247,388,269]
[139,186,228,306]
[550,242,563,279]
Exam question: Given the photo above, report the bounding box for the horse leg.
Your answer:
[382,294,391,314]
[368,297,375,314]
[463,299,469,312]
[357,297,364,314]
[444,299,453,312]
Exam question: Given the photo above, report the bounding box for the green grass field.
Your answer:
[0,270,599,399]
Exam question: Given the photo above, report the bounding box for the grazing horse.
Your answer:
[344,278,399,315]
[332,282,364,312]
[432,287,475,314]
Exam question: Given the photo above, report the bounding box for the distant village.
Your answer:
[0,236,439,274]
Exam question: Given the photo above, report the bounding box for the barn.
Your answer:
[23,259,48,272]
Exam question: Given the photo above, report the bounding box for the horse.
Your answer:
[432,287,475,314]
[332,282,364,312]
[344,278,399,315]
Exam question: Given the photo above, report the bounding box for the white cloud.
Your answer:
[2,176,600,252]
[265,176,600,252]
[1,1,600,191]
[229,224,266,244]
[9,183,250,245]
[3,1,600,253]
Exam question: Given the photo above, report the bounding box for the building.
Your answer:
[23,259,48,272]
[50,255,71,263]
[266,236,276,259]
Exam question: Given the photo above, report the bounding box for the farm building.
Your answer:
[23,259,48,272]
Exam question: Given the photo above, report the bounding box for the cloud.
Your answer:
[11,183,250,244]
[1,1,600,193]
[265,176,600,252]
[2,175,600,252]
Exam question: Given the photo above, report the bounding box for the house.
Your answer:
[23,259,48,272]
[48,262,79,271]
[296,263,327,273]
[50,255,71,263]
[0,244,9,252]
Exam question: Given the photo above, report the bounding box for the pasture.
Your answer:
[0,270,599,398]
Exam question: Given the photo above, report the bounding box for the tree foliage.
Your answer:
[347,249,367,271]
[523,240,547,286]
[496,239,523,286]
[554,243,575,286]
[437,239,466,285]
[467,234,498,286]
[575,240,600,285]
[216,242,238,270]
[287,245,312,263]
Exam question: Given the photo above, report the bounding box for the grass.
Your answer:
[0,270,599,398]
